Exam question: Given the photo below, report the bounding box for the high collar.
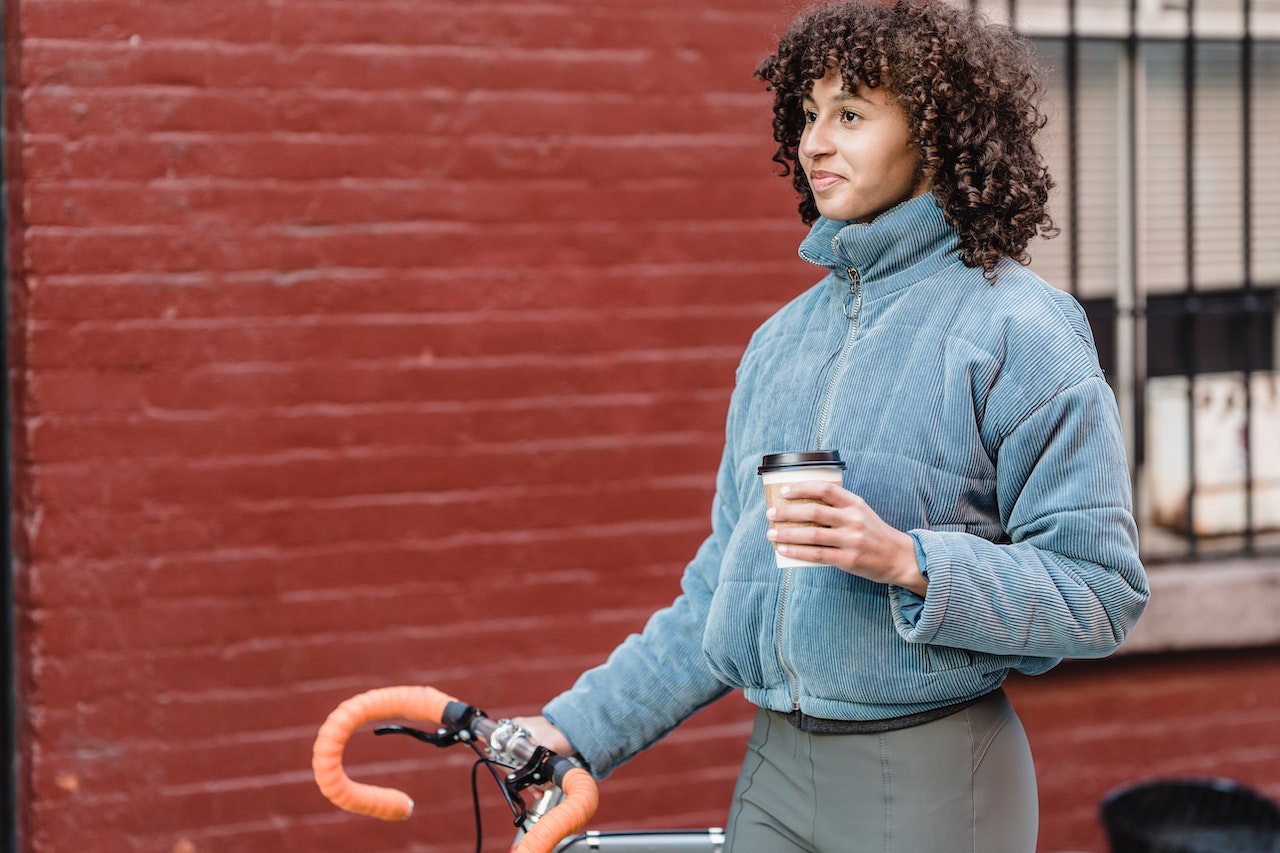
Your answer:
[797,194,960,292]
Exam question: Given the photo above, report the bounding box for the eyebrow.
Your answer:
[803,89,875,107]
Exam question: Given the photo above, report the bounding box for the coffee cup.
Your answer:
[757,451,846,568]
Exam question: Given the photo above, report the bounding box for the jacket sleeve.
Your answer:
[890,375,1149,660]
[541,447,738,779]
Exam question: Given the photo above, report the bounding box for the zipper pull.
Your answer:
[842,267,863,320]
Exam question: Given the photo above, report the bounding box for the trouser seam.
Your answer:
[726,711,770,849]
[969,705,978,853]
[880,732,892,853]
[972,701,1015,772]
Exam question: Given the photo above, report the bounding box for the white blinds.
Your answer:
[1023,27,1279,297]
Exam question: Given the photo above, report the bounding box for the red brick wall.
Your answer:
[4,2,803,851]
[6,2,1280,852]
[1010,647,1280,853]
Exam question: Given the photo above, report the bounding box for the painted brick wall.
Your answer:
[1010,647,1280,853]
[6,2,1280,853]
[4,2,805,851]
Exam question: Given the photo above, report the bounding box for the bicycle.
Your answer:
[313,685,727,853]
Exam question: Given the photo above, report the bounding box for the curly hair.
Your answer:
[755,0,1057,280]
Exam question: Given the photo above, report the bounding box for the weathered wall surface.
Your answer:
[4,2,802,849]
[1010,647,1280,853]
[5,1,1278,851]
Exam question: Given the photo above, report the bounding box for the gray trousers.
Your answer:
[724,689,1038,853]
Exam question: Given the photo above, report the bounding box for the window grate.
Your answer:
[990,0,1280,560]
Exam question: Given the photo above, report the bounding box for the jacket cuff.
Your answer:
[891,532,929,627]
[890,528,950,643]
[542,694,618,781]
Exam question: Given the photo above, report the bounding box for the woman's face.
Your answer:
[798,70,930,223]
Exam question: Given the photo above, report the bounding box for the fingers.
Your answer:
[766,482,860,528]
[762,482,923,590]
[771,541,838,566]
[766,516,857,554]
[764,484,873,557]
[510,715,574,756]
[771,480,853,506]
[767,501,836,528]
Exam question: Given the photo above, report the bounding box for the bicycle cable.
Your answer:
[464,734,530,853]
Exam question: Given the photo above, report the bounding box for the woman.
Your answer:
[517,2,1149,850]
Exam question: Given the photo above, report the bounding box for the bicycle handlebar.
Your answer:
[311,685,599,853]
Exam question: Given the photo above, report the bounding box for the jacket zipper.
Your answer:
[815,266,863,450]
[777,264,864,711]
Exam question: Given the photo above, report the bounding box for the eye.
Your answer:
[840,109,861,123]
[803,109,818,124]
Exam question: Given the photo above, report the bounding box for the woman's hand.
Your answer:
[765,481,927,596]
[510,715,575,757]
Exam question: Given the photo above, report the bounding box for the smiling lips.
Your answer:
[808,170,845,193]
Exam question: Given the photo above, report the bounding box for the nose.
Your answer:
[799,117,833,160]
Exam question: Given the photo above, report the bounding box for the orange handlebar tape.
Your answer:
[512,767,600,853]
[312,684,600,852]
[311,685,457,821]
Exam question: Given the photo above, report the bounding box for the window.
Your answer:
[969,0,1280,558]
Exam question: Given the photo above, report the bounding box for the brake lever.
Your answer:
[374,723,473,748]
[504,745,558,791]
[374,722,535,827]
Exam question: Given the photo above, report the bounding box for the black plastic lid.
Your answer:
[757,450,845,475]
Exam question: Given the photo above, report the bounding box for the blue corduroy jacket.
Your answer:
[544,194,1149,779]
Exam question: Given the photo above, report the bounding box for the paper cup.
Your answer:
[758,451,846,568]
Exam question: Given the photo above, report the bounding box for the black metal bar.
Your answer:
[1240,0,1257,551]
[1241,0,1255,298]
[1127,0,1146,525]
[1144,292,1277,318]
[1181,0,1200,550]
[1066,0,1081,299]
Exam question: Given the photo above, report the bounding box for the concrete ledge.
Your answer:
[1118,557,1280,654]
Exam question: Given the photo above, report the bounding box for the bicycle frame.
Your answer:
[525,788,725,852]
[551,829,725,852]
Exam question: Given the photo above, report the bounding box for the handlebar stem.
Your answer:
[486,718,536,767]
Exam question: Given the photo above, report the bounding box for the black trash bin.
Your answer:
[1100,778,1280,853]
